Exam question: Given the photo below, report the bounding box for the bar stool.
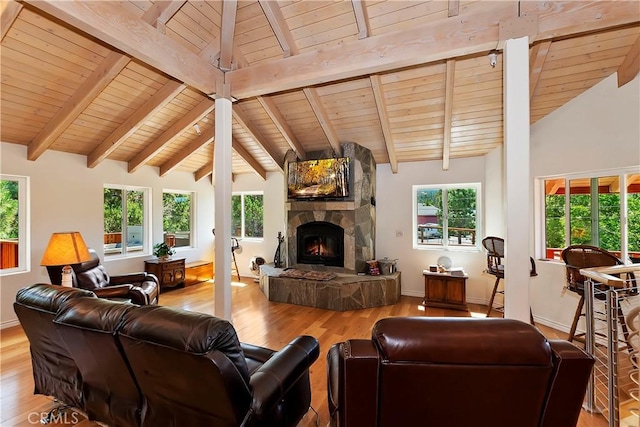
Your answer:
[561,245,637,346]
[482,236,537,323]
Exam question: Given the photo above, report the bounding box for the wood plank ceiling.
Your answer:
[1,1,638,180]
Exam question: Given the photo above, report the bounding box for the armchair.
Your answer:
[47,248,158,305]
[328,317,594,427]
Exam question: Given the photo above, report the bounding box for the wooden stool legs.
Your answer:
[486,276,502,318]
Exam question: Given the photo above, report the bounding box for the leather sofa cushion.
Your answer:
[373,317,552,366]
[118,304,250,383]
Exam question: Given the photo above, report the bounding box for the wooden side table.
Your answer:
[422,271,468,311]
[145,258,185,291]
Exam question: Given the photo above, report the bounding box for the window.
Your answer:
[103,186,149,257]
[540,170,640,261]
[0,175,29,274]
[413,183,480,249]
[163,191,194,248]
[232,193,264,239]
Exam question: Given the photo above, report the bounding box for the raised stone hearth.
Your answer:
[260,266,401,311]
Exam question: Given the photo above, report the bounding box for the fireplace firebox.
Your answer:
[297,221,344,267]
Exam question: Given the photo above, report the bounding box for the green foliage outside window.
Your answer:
[0,180,19,239]
[163,193,191,233]
[231,194,263,238]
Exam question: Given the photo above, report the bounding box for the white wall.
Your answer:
[375,157,491,306]
[0,143,218,327]
[229,172,286,279]
[529,73,640,331]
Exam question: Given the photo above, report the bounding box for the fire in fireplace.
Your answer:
[297,221,344,267]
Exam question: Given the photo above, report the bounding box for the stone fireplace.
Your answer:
[285,143,376,274]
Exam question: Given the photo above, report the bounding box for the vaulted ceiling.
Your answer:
[1,1,638,181]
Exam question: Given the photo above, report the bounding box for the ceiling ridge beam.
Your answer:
[529,41,551,100]
[369,75,397,173]
[232,105,284,170]
[87,80,186,168]
[219,0,237,71]
[259,0,298,57]
[26,1,185,161]
[1,0,22,42]
[617,34,640,87]
[351,0,370,40]
[303,88,342,156]
[128,98,214,173]
[442,59,455,171]
[232,137,267,180]
[228,1,640,99]
[160,126,215,177]
[23,0,222,95]
[257,96,306,159]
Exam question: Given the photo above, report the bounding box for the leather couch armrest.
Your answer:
[92,284,133,299]
[327,339,379,427]
[110,272,150,285]
[540,340,594,427]
[247,335,319,418]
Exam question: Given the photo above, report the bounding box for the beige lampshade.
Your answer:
[41,232,92,266]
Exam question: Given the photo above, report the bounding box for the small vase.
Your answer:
[159,255,170,261]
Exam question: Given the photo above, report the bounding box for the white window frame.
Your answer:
[412,183,482,251]
[103,184,151,258]
[0,175,30,275]
[534,166,639,262]
[162,190,196,251]
[232,191,264,241]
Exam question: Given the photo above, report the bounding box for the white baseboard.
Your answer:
[1,318,20,330]
[401,290,423,298]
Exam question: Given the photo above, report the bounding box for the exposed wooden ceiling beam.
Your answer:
[26,1,189,161]
[1,0,22,42]
[303,88,342,156]
[448,0,460,18]
[442,59,455,171]
[369,75,397,173]
[219,0,237,71]
[617,34,640,87]
[155,0,186,33]
[232,138,267,180]
[159,127,214,177]
[27,52,130,161]
[227,1,640,100]
[232,105,284,170]
[88,80,186,168]
[352,0,370,39]
[259,0,297,57]
[529,41,551,100]
[128,99,214,173]
[194,163,213,182]
[23,0,222,95]
[257,96,306,160]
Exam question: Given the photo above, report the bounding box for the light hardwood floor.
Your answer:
[1,278,608,427]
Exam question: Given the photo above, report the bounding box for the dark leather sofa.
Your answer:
[46,248,159,305]
[13,284,97,411]
[328,317,595,427]
[15,283,319,427]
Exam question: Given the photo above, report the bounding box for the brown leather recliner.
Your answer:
[54,297,142,427]
[47,248,159,305]
[327,317,594,427]
[13,284,96,410]
[53,297,320,427]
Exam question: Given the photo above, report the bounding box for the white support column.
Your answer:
[503,36,532,323]
[214,95,233,320]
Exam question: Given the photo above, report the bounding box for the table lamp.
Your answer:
[41,232,92,287]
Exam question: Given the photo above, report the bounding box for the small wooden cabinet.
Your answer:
[422,271,468,311]
[145,258,185,291]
